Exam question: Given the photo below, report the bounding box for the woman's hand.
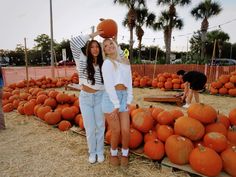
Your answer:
[109,108,119,119]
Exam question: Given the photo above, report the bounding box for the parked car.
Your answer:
[57,60,76,66]
[209,58,236,66]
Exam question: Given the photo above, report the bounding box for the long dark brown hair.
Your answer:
[86,40,104,85]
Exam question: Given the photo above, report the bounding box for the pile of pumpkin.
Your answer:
[105,103,236,177]
[132,71,184,91]
[2,87,85,132]
[6,73,79,90]
[209,71,236,96]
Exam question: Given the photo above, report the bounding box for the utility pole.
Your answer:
[50,0,55,78]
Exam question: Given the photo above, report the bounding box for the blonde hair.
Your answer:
[102,38,130,68]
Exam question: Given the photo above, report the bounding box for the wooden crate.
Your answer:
[144,94,183,106]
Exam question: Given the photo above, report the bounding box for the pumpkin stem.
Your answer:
[197,144,206,152]
[232,146,236,152]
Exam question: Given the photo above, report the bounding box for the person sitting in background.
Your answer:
[177,70,207,108]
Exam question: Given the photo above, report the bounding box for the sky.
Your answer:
[0,0,236,52]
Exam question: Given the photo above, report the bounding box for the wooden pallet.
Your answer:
[143,95,183,106]
[161,157,230,177]
[65,84,81,91]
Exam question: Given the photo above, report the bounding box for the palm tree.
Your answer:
[207,30,230,58]
[191,0,222,60]
[155,0,191,64]
[123,8,156,60]
[154,11,183,64]
[113,0,146,63]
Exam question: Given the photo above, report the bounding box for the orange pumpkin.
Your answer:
[144,139,165,160]
[157,125,174,142]
[156,110,174,125]
[44,111,61,125]
[165,135,194,165]
[144,130,158,143]
[129,128,143,149]
[58,120,71,131]
[132,111,153,133]
[187,103,217,124]
[205,122,227,137]
[37,105,52,120]
[97,19,117,38]
[61,107,76,120]
[174,116,205,141]
[229,108,236,126]
[203,132,227,153]
[221,146,236,176]
[189,145,223,177]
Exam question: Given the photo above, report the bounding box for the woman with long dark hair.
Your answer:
[70,31,105,164]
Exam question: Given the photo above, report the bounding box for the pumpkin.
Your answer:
[169,109,184,120]
[205,122,227,137]
[144,130,158,143]
[144,139,165,160]
[174,116,205,141]
[229,108,236,126]
[3,103,14,112]
[157,125,174,142]
[221,146,236,176]
[156,110,174,125]
[58,120,71,131]
[216,113,230,129]
[129,128,143,149]
[189,145,223,177]
[37,105,52,120]
[132,111,154,133]
[165,135,194,165]
[43,97,57,108]
[227,127,236,145]
[151,107,164,120]
[187,103,217,124]
[96,19,117,38]
[44,111,61,125]
[203,132,227,153]
[23,101,36,115]
[61,107,76,120]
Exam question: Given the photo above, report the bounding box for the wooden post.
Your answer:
[209,39,217,82]
[24,38,29,91]
[152,46,159,80]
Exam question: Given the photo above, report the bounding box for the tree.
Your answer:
[114,0,146,63]
[54,39,73,63]
[191,0,222,61]
[154,0,191,64]
[123,7,156,60]
[34,34,57,64]
[207,30,229,58]
[153,10,183,64]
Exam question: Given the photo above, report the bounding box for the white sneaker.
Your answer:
[97,154,105,163]
[182,103,190,108]
[88,155,96,164]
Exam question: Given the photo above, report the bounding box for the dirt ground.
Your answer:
[0,88,235,177]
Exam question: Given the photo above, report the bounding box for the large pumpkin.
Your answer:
[129,128,143,149]
[189,145,223,177]
[229,108,236,126]
[97,19,117,38]
[165,135,194,165]
[203,132,227,153]
[187,103,217,124]
[132,111,153,133]
[174,116,205,141]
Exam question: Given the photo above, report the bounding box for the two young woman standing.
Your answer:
[70,30,133,167]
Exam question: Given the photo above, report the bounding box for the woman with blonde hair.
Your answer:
[102,38,133,167]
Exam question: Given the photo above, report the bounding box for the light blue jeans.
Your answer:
[102,90,128,113]
[79,90,105,157]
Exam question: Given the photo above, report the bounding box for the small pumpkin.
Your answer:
[144,139,165,160]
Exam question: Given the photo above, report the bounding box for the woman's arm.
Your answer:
[127,66,133,105]
[182,82,189,101]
